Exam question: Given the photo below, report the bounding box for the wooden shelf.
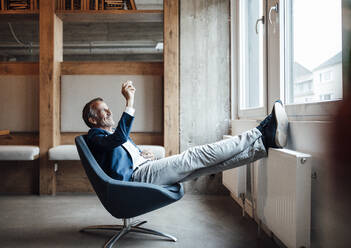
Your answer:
[56,9,163,23]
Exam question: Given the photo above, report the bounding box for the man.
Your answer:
[83,81,288,186]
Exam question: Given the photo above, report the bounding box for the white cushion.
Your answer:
[138,145,165,159]
[48,144,166,161]
[0,145,39,161]
[49,145,80,161]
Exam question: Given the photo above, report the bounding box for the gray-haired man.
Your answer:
[83,81,288,186]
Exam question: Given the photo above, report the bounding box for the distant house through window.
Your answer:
[284,0,342,105]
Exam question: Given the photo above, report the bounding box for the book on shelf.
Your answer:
[7,0,30,10]
[104,0,124,10]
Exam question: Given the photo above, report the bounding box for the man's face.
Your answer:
[90,101,115,128]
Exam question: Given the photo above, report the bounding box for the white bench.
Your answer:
[48,144,166,195]
[0,145,40,161]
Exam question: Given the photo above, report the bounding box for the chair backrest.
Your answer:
[75,135,111,205]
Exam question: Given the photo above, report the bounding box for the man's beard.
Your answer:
[99,116,115,128]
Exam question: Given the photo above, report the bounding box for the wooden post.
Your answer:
[163,0,179,156]
[130,0,136,10]
[1,0,5,10]
[39,0,62,195]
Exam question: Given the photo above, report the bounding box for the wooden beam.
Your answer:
[61,132,163,145]
[39,0,63,195]
[1,0,4,11]
[0,130,10,136]
[61,62,164,75]
[0,132,39,145]
[163,0,179,156]
[0,62,39,75]
[55,10,163,23]
[130,0,136,10]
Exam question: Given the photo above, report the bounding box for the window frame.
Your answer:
[231,0,345,122]
[233,0,268,120]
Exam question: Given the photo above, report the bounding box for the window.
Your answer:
[232,0,343,120]
[320,94,332,101]
[283,0,342,105]
[321,71,332,82]
[238,0,266,117]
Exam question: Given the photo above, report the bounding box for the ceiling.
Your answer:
[0,0,163,61]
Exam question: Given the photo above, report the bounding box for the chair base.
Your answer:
[80,219,177,248]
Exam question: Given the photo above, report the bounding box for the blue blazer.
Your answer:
[86,112,140,181]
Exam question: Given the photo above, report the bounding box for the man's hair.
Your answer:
[82,97,103,128]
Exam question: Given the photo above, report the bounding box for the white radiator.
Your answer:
[257,148,311,248]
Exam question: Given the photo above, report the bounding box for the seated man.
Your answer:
[83,81,288,186]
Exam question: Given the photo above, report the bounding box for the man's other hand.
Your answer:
[121,80,136,107]
[141,150,155,160]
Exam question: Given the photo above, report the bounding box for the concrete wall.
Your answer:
[180,0,231,194]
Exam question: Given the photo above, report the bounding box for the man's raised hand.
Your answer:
[121,80,136,107]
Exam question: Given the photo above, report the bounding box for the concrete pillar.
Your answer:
[180,0,230,194]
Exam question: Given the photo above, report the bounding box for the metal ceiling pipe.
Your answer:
[0,47,162,55]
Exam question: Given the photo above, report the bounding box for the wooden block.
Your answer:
[0,133,39,146]
[0,62,39,75]
[0,130,10,136]
[0,161,39,194]
[56,161,93,193]
[61,61,163,75]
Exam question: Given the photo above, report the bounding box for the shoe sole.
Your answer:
[273,101,288,148]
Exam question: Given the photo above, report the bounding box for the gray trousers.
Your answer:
[131,128,267,186]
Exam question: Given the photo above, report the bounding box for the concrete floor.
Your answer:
[0,194,279,248]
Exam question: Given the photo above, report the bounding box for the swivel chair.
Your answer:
[75,135,184,248]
